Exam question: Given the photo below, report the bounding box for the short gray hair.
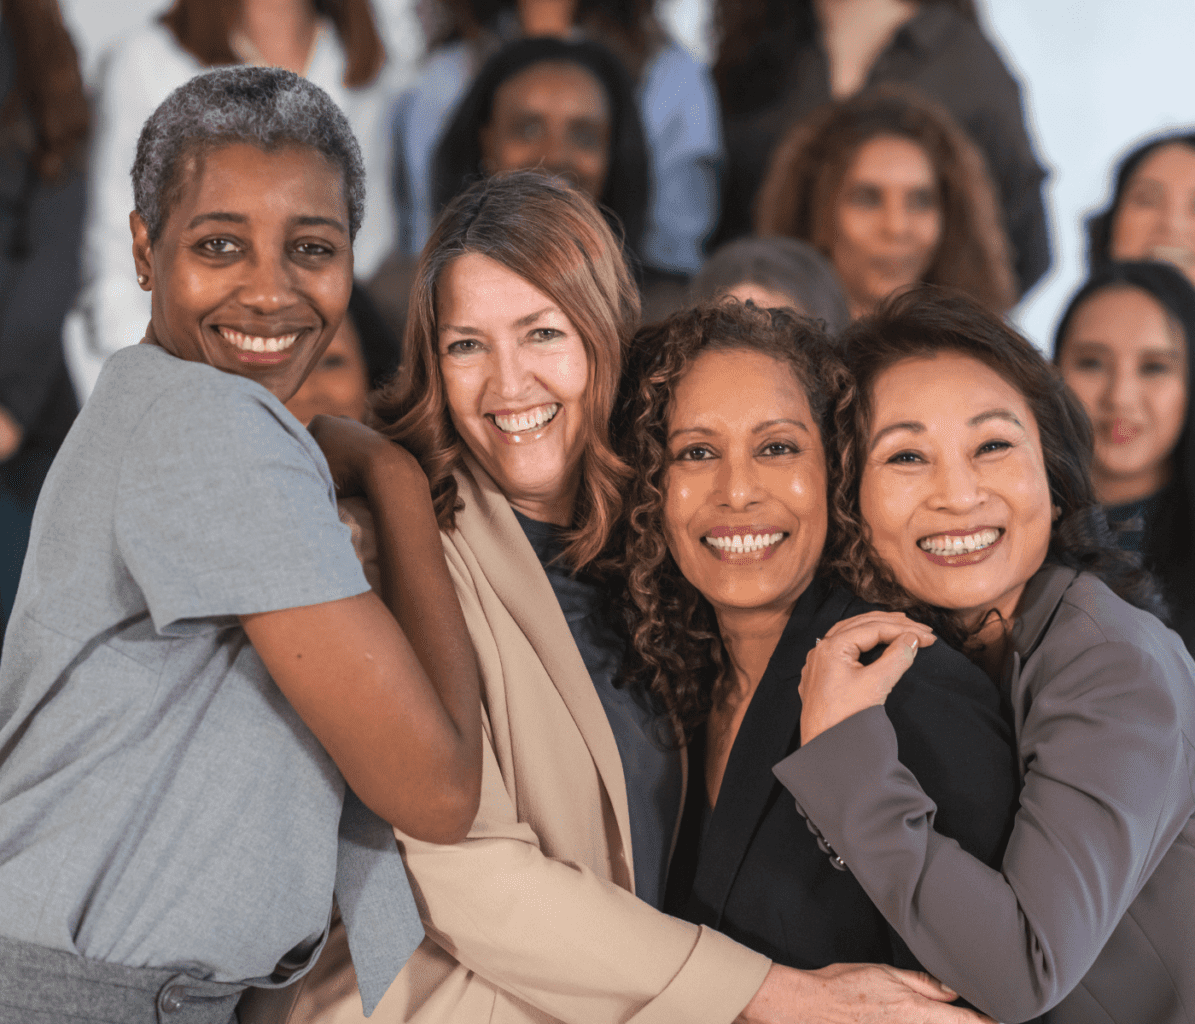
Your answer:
[132,66,365,243]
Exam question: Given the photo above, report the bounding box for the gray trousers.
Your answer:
[0,935,244,1024]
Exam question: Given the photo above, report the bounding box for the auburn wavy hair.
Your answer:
[371,170,640,569]
[828,285,1165,648]
[161,0,385,88]
[755,85,1017,315]
[611,302,851,739]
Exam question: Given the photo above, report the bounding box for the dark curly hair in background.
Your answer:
[610,301,851,740]
[829,285,1166,649]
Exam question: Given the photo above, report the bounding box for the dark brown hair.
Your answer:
[713,0,978,117]
[612,301,851,738]
[755,85,1017,315]
[161,0,385,88]
[0,0,88,181]
[829,285,1165,646]
[371,170,640,569]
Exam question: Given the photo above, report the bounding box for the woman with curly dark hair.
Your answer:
[712,0,1048,296]
[613,300,1019,1010]
[755,86,1016,318]
[778,287,1195,1023]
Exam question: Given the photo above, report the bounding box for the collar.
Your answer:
[1009,563,1079,662]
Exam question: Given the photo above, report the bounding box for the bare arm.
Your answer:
[243,417,481,844]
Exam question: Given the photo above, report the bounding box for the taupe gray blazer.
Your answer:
[775,565,1195,1023]
[264,461,771,1024]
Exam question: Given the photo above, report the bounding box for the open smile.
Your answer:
[918,527,1004,565]
[486,403,560,440]
[217,325,307,365]
[703,528,788,561]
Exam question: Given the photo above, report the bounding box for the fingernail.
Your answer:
[938,982,957,996]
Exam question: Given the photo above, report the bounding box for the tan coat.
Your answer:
[257,461,771,1024]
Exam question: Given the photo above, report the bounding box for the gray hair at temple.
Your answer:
[131,65,365,243]
[692,236,851,334]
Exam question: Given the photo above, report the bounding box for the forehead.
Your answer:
[1066,285,1184,353]
[164,141,347,229]
[492,61,610,117]
[671,347,814,426]
[436,252,566,323]
[1128,142,1195,189]
[845,134,935,186]
[871,351,1035,427]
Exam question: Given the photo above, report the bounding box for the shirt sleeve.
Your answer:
[774,635,1190,1021]
[113,376,367,634]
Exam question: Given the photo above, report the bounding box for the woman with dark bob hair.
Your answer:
[0,66,482,1023]
[778,287,1195,1023]
[283,174,994,1024]
[612,300,1018,1013]
[1053,260,1195,654]
[755,86,1017,318]
[1086,131,1195,287]
[431,36,650,261]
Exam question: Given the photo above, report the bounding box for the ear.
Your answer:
[131,210,154,290]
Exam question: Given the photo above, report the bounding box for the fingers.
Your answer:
[822,611,935,647]
[878,966,957,1003]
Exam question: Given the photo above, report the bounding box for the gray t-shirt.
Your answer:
[0,344,369,982]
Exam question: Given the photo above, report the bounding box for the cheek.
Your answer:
[859,468,909,550]
[1110,207,1151,254]
[1151,382,1188,449]
[915,210,943,252]
[439,361,483,429]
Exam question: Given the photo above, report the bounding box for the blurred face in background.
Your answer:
[1058,285,1188,506]
[285,314,370,424]
[1110,143,1195,287]
[829,134,942,317]
[480,60,612,200]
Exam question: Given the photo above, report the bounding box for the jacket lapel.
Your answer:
[693,579,852,923]
[452,460,636,885]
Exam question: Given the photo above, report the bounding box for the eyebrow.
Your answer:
[185,212,348,233]
[870,409,1023,449]
[667,418,811,443]
[440,306,559,335]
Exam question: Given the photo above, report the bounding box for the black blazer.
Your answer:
[666,576,1021,976]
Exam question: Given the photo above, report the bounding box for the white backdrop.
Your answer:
[60,0,1195,350]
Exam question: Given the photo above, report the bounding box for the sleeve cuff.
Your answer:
[627,925,771,1024]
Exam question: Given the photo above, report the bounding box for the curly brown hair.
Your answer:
[755,85,1017,315]
[611,301,852,739]
[371,170,640,569]
[828,285,1166,648]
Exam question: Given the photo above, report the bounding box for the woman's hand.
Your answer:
[738,963,993,1024]
[307,413,422,498]
[799,612,935,746]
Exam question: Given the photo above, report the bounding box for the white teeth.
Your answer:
[219,327,299,353]
[918,528,1001,556]
[492,404,559,434]
[704,531,786,554]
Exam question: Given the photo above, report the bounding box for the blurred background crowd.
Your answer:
[1,0,1194,631]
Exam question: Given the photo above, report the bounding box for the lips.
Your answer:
[218,326,300,354]
[488,403,559,435]
[702,526,788,561]
[1108,418,1143,445]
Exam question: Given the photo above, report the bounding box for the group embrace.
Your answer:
[0,67,1191,1024]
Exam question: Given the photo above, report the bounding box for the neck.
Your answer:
[1092,460,1171,507]
[814,0,919,97]
[238,0,319,74]
[715,602,794,702]
[508,487,577,529]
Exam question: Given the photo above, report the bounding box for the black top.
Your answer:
[666,576,1022,1005]
[715,1,1049,296]
[514,510,682,908]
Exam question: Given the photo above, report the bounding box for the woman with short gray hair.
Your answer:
[0,66,481,1024]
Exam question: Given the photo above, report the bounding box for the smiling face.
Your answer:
[480,60,612,200]
[830,134,942,317]
[1110,142,1195,286]
[132,142,352,403]
[437,252,590,524]
[860,351,1054,628]
[1058,285,1188,505]
[663,347,828,620]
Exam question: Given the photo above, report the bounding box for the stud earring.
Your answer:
[137,273,149,286]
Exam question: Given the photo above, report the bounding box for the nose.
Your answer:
[883,195,911,238]
[492,340,532,400]
[239,249,297,313]
[928,453,984,513]
[716,450,764,510]
[1104,362,1139,411]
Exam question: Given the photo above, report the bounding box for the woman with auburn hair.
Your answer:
[64,0,400,400]
[777,287,1194,1022]
[277,172,991,1024]
[755,86,1016,319]
[711,0,1047,296]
